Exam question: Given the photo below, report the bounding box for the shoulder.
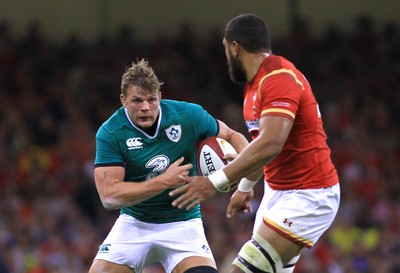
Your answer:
[160,100,216,133]
[161,99,205,114]
[258,55,304,89]
[96,107,127,137]
[261,55,296,73]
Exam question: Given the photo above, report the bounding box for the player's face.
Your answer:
[223,38,247,84]
[121,85,161,129]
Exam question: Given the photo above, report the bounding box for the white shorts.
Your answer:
[254,182,340,248]
[94,214,215,273]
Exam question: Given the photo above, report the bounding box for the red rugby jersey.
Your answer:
[243,54,338,190]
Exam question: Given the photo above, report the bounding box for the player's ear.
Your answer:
[231,41,240,57]
[120,94,127,107]
[158,91,162,100]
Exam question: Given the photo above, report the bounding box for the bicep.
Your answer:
[258,115,293,148]
[94,166,125,193]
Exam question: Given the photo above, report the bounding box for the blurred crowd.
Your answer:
[0,14,399,273]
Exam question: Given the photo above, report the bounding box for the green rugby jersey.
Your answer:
[95,99,219,223]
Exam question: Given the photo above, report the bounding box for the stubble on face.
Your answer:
[227,50,247,84]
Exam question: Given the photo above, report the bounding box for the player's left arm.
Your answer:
[170,115,292,210]
[223,115,293,181]
[217,120,263,182]
[217,119,263,180]
[224,115,293,217]
[223,72,299,182]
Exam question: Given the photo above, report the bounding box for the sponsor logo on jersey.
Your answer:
[165,124,181,142]
[145,155,170,180]
[271,101,291,107]
[245,119,259,131]
[126,137,143,150]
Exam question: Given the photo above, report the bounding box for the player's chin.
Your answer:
[136,120,154,128]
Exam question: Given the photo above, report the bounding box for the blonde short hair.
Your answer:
[120,59,163,97]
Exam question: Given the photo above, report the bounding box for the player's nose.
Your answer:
[141,101,150,110]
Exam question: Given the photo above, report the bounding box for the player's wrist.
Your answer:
[208,169,230,191]
[238,178,258,192]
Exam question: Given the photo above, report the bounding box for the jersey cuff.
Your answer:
[94,162,125,168]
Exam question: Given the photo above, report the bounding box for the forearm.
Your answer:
[96,157,191,209]
[94,166,169,210]
[99,178,168,210]
[226,130,250,153]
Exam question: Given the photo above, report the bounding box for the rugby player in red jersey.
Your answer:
[171,13,340,273]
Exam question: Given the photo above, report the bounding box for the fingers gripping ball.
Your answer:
[197,137,237,192]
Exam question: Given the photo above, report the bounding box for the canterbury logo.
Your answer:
[126,137,143,150]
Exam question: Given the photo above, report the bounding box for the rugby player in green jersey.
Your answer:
[88,59,251,273]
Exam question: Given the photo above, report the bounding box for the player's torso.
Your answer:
[106,101,205,222]
[120,117,196,182]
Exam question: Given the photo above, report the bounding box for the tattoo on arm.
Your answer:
[102,171,108,181]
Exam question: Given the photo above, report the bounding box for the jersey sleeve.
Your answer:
[186,103,219,139]
[259,72,303,122]
[94,126,125,167]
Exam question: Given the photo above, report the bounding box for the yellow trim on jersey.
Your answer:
[263,217,314,247]
[266,68,304,90]
[261,108,295,119]
[257,75,270,100]
[257,68,305,101]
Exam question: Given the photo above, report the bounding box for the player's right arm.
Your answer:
[94,157,192,210]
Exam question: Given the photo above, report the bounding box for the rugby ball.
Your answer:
[197,137,237,192]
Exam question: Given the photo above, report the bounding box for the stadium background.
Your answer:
[0,0,399,272]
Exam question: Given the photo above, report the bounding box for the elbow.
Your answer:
[100,195,139,210]
[96,183,123,210]
[260,142,283,164]
[100,196,121,211]
[269,143,283,158]
[103,203,118,211]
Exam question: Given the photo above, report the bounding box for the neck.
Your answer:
[245,52,271,82]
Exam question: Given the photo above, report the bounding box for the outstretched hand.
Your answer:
[226,189,254,218]
[169,175,217,210]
